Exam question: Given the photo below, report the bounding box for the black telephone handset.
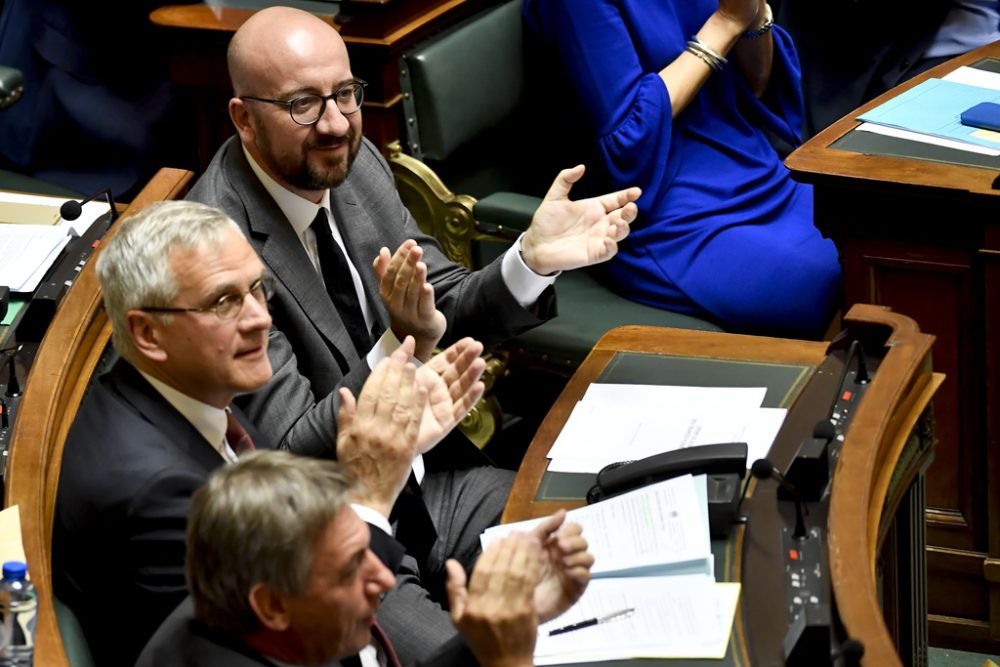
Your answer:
[587,442,749,538]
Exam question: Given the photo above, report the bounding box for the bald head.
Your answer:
[226,6,363,201]
[228,7,347,97]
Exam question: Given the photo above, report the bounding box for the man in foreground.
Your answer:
[137,450,594,667]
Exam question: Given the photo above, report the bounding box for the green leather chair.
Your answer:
[391,0,722,378]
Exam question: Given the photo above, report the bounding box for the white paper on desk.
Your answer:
[855,121,1000,156]
[482,475,713,578]
[546,407,785,473]
[0,225,71,292]
[546,384,767,462]
[0,191,109,292]
[534,576,741,663]
[943,65,1000,91]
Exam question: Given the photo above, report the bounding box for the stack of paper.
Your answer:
[485,476,740,661]
[545,383,785,474]
[0,191,110,293]
[855,67,1000,156]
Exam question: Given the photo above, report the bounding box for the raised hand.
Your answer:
[519,165,641,276]
[529,510,593,622]
[414,337,486,453]
[717,0,760,31]
[374,239,447,362]
[446,533,542,667]
[335,337,425,517]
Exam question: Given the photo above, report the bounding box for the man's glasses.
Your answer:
[140,276,275,320]
[241,80,368,126]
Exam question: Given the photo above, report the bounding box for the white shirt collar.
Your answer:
[137,370,233,462]
[242,144,332,237]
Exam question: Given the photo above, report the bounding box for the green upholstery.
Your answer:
[395,0,722,384]
[55,597,95,667]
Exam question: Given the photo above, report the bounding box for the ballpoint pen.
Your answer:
[547,607,635,636]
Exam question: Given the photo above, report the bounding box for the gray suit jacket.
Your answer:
[188,136,555,456]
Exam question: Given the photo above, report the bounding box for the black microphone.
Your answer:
[846,339,870,385]
[831,638,864,666]
[813,419,836,442]
[752,458,808,539]
[60,188,119,223]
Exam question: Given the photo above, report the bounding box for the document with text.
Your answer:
[482,475,713,578]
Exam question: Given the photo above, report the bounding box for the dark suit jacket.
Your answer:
[136,531,478,667]
[53,360,268,667]
[775,0,953,137]
[187,136,555,456]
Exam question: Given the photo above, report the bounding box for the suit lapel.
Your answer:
[224,143,363,365]
[109,362,227,472]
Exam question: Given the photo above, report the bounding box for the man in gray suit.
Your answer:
[187,7,639,660]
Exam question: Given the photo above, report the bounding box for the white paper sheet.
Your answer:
[534,576,741,663]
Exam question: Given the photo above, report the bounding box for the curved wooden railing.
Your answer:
[828,305,941,666]
[3,168,194,666]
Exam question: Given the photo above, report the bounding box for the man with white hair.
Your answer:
[53,201,485,666]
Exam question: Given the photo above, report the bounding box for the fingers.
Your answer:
[596,185,642,214]
[543,164,586,201]
[336,386,358,433]
[445,559,469,621]
[372,246,391,280]
[530,509,567,543]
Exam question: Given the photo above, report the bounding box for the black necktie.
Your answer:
[310,208,372,356]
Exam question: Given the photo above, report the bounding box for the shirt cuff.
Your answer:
[351,503,394,536]
[500,234,559,308]
[367,328,402,369]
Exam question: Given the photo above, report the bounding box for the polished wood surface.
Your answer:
[785,40,1000,652]
[3,168,194,667]
[503,305,939,666]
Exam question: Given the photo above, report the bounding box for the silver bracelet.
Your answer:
[686,36,728,72]
[742,3,774,39]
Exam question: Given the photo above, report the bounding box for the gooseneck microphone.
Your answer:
[752,458,808,538]
[60,188,119,223]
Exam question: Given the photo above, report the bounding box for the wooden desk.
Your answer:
[504,305,940,666]
[785,42,1000,652]
[150,0,497,170]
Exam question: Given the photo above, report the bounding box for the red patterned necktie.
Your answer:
[371,620,402,667]
[225,411,256,456]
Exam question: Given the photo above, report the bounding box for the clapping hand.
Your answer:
[374,239,447,362]
[415,337,486,453]
[335,337,425,517]
[529,510,593,622]
[519,165,640,276]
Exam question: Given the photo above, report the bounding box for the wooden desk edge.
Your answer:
[785,41,1000,196]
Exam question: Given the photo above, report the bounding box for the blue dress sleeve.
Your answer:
[524,0,675,195]
[734,24,806,147]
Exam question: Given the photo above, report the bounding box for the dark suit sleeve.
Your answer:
[413,635,478,667]
[125,467,208,654]
[367,524,407,572]
[235,327,371,457]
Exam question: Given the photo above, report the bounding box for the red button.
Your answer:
[842,390,853,402]
[789,549,799,561]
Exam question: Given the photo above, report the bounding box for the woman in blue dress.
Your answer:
[523,0,842,338]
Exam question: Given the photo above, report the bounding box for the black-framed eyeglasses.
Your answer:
[241,79,368,125]
[140,276,275,321]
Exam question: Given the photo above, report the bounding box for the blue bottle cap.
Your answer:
[1,562,26,580]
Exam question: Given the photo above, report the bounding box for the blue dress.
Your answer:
[523,0,842,338]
